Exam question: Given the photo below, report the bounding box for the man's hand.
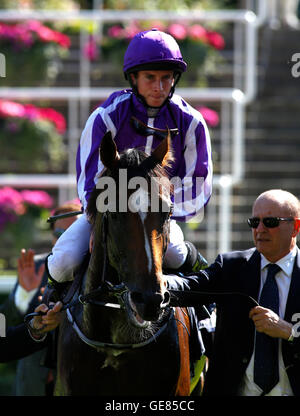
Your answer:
[17,249,45,292]
[250,306,293,340]
[31,301,63,335]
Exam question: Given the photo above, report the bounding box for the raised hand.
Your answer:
[17,249,45,292]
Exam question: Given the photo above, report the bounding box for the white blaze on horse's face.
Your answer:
[131,186,152,275]
[138,210,153,275]
[128,183,149,213]
[132,185,170,277]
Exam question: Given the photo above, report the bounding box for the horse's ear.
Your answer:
[99,131,120,169]
[151,128,173,167]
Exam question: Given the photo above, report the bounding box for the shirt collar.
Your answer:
[260,246,297,278]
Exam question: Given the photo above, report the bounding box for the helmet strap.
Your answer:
[168,72,181,99]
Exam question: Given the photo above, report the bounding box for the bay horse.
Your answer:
[54,130,193,396]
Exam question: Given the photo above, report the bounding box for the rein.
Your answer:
[66,307,173,351]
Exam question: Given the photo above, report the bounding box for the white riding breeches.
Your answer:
[47,214,187,282]
[163,220,188,269]
[47,213,92,282]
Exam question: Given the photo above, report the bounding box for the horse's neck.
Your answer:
[85,251,104,293]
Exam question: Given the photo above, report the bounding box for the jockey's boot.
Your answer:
[177,241,208,274]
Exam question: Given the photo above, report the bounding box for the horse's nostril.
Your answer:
[161,290,170,307]
[131,290,170,307]
[131,291,144,304]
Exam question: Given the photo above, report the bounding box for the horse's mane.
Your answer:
[86,147,173,229]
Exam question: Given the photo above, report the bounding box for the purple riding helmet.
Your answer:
[123,29,187,103]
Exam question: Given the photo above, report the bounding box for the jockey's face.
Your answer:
[131,70,174,107]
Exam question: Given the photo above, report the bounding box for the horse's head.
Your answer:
[87,131,174,326]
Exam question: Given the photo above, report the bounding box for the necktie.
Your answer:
[254,263,281,394]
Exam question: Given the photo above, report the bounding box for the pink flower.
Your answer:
[206,31,225,50]
[197,106,220,127]
[24,20,70,48]
[0,187,25,215]
[35,107,66,134]
[35,25,56,43]
[51,31,71,49]
[83,36,99,61]
[0,100,26,118]
[23,103,38,121]
[0,20,70,49]
[123,22,141,40]
[25,20,43,32]
[108,25,124,39]
[188,24,208,42]
[20,190,53,208]
[0,187,53,230]
[168,23,187,40]
[0,99,67,134]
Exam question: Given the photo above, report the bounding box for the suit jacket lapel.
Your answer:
[285,247,300,321]
[240,249,261,302]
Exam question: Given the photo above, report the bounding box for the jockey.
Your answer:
[46,29,213,291]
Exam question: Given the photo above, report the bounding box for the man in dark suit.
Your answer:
[1,301,62,363]
[0,200,81,395]
[167,189,300,396]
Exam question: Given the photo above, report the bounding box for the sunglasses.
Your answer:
[247,217,295,229]
[130,116,179,140]
[52,228,66,239]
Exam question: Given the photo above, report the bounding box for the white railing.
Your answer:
[0,4,268,275]
[0,276,16,293]
[283,0,300,29]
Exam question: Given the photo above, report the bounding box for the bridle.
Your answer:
[66,307,173,351]
[65,197,174,351]
[24,204,173,351]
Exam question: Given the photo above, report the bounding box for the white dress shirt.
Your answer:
[239,246,297,396]
[15,284,38,314]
